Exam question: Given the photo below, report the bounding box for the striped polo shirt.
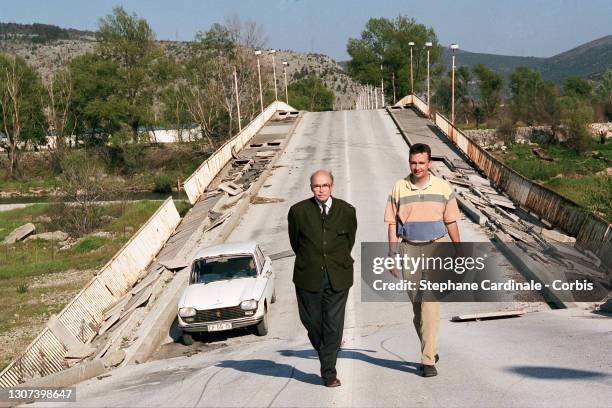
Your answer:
[384,173,460,241]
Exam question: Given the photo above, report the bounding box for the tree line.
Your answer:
[347,15,612,153]
[0,8,335,181]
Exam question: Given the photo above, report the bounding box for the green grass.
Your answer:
[0,200,161,280]
[500,142,612,220]
[0,199,165,371]
[0,204,51,241]
[72,236,110,253]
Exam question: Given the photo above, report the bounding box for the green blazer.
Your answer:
[288,196,357,291]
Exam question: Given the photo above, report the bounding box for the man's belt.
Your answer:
[400,236,446,245]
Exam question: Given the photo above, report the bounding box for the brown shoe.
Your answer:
[324,377,341,387]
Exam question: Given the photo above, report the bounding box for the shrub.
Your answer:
[153,174,173,193]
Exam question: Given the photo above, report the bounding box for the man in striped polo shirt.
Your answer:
[384,142,461,377]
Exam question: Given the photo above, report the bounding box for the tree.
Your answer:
[287,75,334,111]
[563,76,592,99]
[0,54,45,178]
[43,68,76,169]
[347,15,441,98]
[595,69,612,121]
[69,53,125,144]
[473,64,504,123]
[509,66,558,126]
[96,7,163,138]
[560,96,594,155]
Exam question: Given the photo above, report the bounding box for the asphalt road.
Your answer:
[40,110,612,408]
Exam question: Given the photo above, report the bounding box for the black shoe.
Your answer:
[435,353,439,364]
[323,377,341,387]
[422,365,438,377]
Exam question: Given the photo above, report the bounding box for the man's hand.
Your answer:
[388,251,401,279]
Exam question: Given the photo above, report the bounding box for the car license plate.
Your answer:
[207,322,232,332]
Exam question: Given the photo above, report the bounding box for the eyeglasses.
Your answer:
[311,183,332,190]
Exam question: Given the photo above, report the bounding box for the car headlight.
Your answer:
[240,300,258,311]
[179,307,196,317]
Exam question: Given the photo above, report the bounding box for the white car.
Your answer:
[177,241,276,345]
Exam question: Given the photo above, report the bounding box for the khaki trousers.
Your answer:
[400,235,449,365]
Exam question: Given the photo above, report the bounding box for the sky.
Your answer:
[1,0,611,61]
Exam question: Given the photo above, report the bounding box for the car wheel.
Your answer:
[255,309,269,336]
[182,332,194,345]
[271,288,277,304]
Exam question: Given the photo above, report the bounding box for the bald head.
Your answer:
[310,169,334,202]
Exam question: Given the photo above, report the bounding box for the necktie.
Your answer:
[321,203,327,220]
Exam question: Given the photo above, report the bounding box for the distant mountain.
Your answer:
[0,22,94,43]
[442,35,612,83]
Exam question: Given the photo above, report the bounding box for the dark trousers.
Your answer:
[295,271,349,380]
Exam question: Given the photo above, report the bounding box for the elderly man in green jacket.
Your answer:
[288,169,357,387]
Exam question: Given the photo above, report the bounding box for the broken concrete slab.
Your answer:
[451,310,525,322]
[120,286,153,319]
[47,316,86,351]
[3,222,35,244]
[158,258,188,271]
[103,350,126,368]
[269,250,295,260]
[541,228,576,243]
[218,182,243,196]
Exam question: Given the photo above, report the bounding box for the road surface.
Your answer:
[37,109,612,408]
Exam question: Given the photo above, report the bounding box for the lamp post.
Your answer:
[425,41,432,115]
[282,61,289,104]
[450,43,459,125]
[233,66,241,132]
[392,71,396,104]
[269,49,278,101]
[408,41,415,94]
[380,64,384,107]
[254,50,263,113]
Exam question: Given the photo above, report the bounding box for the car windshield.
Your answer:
[192,255,257,284]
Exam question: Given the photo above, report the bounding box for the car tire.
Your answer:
[271,288,277,304]
[255,309,269,336]
[182,332,194,345]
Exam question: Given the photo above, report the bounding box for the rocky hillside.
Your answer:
[0,22,361,109]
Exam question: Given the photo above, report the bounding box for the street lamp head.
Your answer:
[254,50,262,55]
[408,41,415,46]
[282,61,288,66]
[425,42,433,48]
[450,43,459,51]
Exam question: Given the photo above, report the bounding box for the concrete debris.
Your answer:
[451,310,525,322]
[540,228,576,243]
[231,146,242,160]
[103,350,126,368]
[47,316,96,358]
[250,196,285,204]
[255,150,276,158]
[218,182,243,196]
[158,258,188,271]
[25,231,69,242]
[269,250,295,261]
[120,286,154,319]
[3,222,35,244]
[206,211,232,232]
